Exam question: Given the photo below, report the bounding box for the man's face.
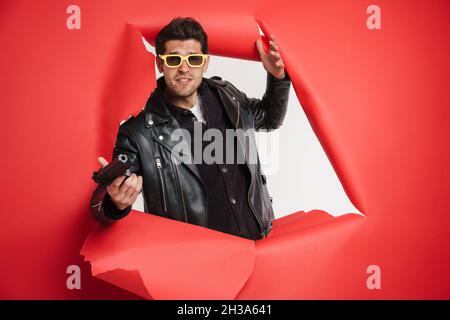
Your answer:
[156,39,209,100]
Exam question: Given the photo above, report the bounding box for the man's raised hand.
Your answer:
[256,34,286,80]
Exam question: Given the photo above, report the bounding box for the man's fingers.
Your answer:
[270,50,281,59]
[119,174,134,195]
[98,156,109,168]
[129,176,143,201]
[257,34,285,79]
[110,175,127,189]
[269,40,279,52]
[256,38,267,58]
[276,60,285,68]
[269,50,284,68]
[107,176,127,202]
[106,174,142,210]
[119,174,137,196]
[123,174,139,199]
[137,175,143,190]
[134,175,143,193]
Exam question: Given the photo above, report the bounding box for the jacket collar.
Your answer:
[145,76,208,127]
[144,76,241,130]
[144,77,170,128]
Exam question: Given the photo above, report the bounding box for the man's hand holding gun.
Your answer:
[93,155,143,210]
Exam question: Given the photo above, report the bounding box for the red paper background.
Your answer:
[1,0,449,299]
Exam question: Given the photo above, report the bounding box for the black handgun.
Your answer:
[92,154,132,186]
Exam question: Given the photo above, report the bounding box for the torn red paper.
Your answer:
[81,211,255,299]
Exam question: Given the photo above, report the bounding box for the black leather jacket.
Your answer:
[91,73,291,239]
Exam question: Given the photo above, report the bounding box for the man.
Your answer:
[91,17,290,240]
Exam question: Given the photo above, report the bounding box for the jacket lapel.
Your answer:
[212,81,249,167]
[144,86,203,183]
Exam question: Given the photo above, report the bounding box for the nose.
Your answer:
[178,59,189,72]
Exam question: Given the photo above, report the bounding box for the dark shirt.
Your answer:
[163,81,262,240]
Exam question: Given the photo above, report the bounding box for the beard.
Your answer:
[167,78,201,99]
[175,86,196,98]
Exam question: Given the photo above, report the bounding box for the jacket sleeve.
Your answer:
[238,72,291,131]
[90,125,142,224]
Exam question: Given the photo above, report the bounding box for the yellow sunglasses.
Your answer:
[158,54,209,68]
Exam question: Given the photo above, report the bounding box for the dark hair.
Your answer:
[155,17,208,55]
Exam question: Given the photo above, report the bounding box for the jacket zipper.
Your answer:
[155,157,168,212]
[171,153,188,223]
[233,96,265,238]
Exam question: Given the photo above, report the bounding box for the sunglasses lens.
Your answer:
[188,55,204,66]
[166,55,181,67]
